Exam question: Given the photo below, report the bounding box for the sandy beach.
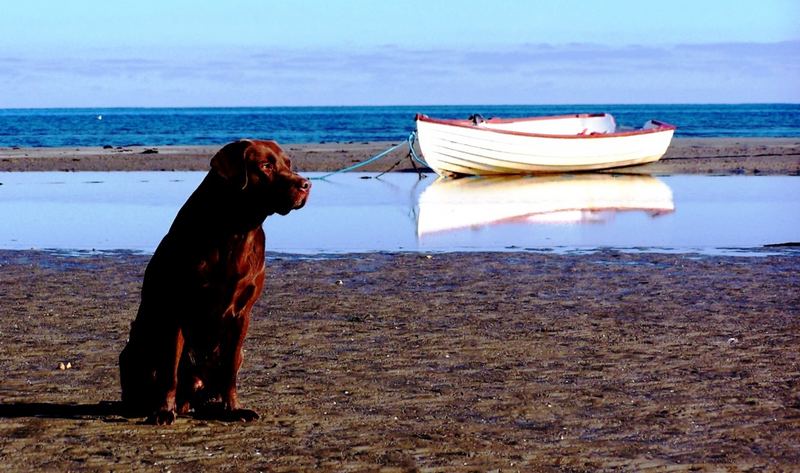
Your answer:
[1,137,799,175]
[0,250,798,471]
[1,139,799,471]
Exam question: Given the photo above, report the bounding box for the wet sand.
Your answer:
[1,250,799,471]
[1,137,799,175]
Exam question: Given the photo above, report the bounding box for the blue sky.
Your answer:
[1,0,798,107]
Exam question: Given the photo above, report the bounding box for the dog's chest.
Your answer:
[193,229,265,296]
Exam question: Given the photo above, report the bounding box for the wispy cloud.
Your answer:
[1,41,797,106]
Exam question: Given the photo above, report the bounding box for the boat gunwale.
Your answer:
[415,113,677,139]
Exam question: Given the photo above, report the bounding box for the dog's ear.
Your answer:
[210,139,253,189]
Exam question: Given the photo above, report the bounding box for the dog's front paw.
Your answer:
[227,408,259,422]
[147,408,177,425]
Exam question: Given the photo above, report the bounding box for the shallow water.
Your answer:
[0,172,798,255]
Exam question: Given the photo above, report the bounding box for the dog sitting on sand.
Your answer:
[119,139,310,425]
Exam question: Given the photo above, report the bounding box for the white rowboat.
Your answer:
[415,113,676,177]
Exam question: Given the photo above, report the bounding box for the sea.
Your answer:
[0,104,798,148]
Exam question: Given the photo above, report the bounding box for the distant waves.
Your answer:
[0,104,798,147]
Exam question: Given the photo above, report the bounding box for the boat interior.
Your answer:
[479,113,617,135]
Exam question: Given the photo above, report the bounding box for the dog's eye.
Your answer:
[261,162,273,171]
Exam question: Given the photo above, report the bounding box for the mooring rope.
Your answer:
[312,139,407,180]
[406,131,430,168]
[311,132,429,180]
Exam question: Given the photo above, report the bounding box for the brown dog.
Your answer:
[119,139,310,425]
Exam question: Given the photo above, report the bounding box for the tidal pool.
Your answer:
[0,172,798,255]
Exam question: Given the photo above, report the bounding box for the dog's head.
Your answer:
[210,139,310,216]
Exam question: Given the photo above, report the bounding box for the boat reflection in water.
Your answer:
[416,173,674,236]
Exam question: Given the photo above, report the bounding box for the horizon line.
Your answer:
[2,102,799,111]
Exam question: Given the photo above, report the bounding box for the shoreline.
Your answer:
[1,137,799,175]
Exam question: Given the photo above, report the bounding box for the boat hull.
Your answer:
[415,114,676,177]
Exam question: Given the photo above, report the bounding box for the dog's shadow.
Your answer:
[0,401,255,423]
[0,401,132,422]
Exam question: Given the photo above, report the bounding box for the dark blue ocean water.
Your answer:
[0,104,798,147]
